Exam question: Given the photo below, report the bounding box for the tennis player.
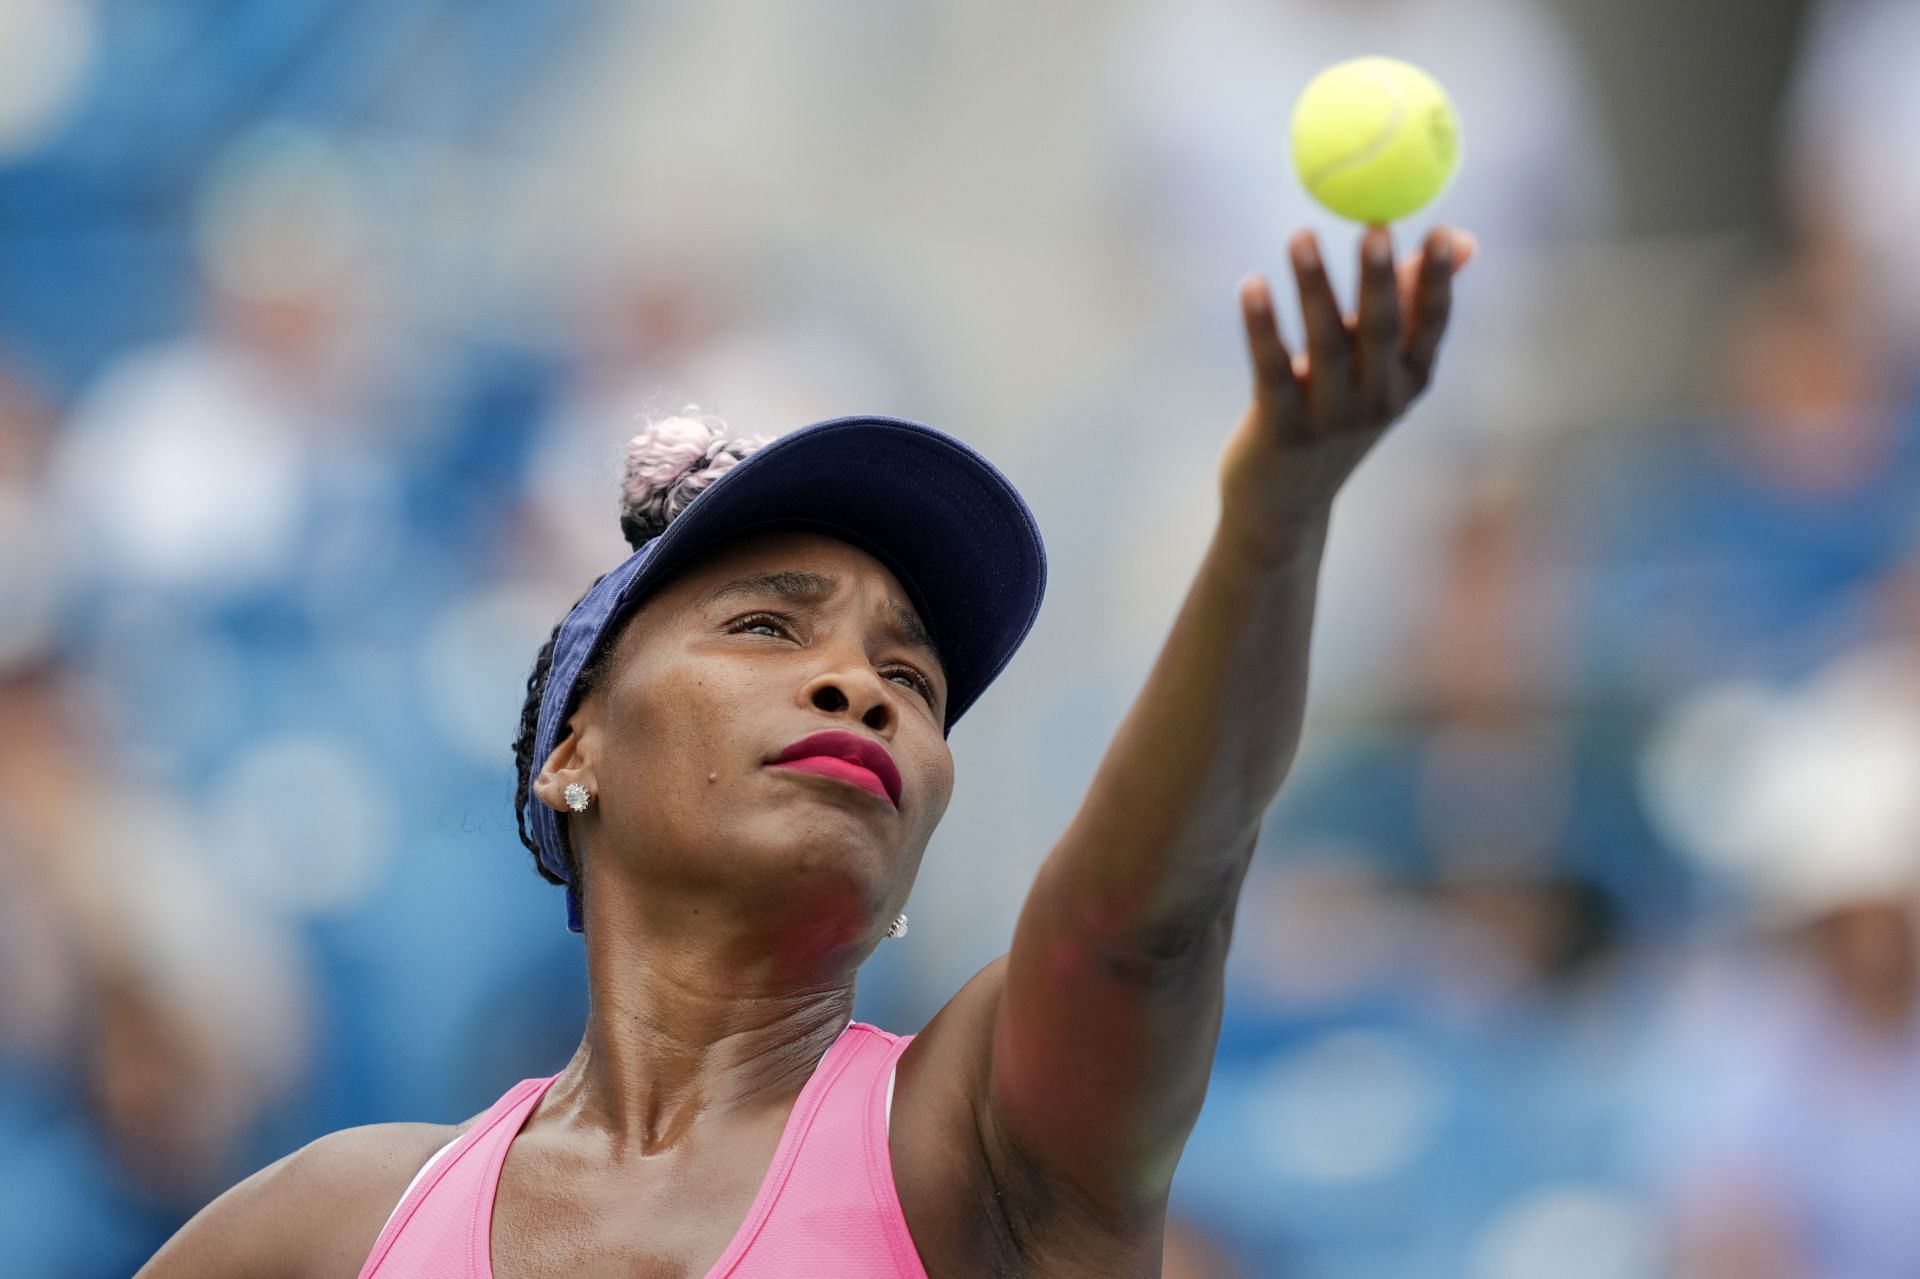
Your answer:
[139,223,1471,1277]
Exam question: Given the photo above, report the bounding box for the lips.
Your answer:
[766,730,902,807]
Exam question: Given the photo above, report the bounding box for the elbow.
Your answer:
[1037,829,1256,983]
[1096,909,1233,985]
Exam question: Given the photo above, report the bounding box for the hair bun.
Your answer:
[618,408,771,549]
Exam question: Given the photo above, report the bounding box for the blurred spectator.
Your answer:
[48,125,401,606]
[1426,871,1622,1015]
[1783,0,1920,364]
[1567,253,1920,702]
[1636,647,1920,1278]
[0,380,312,1270]
[1272,470,1687,927]
[1403,466,1571,728]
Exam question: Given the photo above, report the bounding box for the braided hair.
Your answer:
[511,408,771,889]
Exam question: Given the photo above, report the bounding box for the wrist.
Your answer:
[1215,498,1333,570]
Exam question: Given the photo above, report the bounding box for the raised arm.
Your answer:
[984,224,1473,1231]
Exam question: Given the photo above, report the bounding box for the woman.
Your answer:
[140,223,1471,1277]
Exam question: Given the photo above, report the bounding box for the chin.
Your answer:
[736,797,905,878]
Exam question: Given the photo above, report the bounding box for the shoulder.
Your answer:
[136,1120,469,1279]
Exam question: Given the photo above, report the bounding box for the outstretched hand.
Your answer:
[1219,224,1474,556]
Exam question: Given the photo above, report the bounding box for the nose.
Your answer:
[799,660,895,736]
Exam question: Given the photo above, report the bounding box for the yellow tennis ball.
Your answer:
[1291,56,1461,224]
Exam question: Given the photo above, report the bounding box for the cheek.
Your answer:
[600,664,744,797]
[909,746,957,829]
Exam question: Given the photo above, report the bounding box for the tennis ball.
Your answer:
[1291,56,1461,224]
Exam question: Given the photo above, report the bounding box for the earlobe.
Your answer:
[532,726,596,815]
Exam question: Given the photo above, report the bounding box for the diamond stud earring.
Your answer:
[885,913,909,939]
[563,783,591,813]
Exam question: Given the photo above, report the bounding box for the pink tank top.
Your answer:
[355,1020,927,1278]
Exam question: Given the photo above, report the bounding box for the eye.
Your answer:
[731,612,937,708]
[886,665,938,707]
[729,611,796,639]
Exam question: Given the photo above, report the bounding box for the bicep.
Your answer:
[984,851,1238,1227]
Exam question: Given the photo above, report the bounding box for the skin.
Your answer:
[138,223,1471,1278]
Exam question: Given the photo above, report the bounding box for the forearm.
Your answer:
[1048,503,1330,946]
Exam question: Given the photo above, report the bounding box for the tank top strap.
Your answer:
[718,1021,928,1277]
[355,1074,558,1279]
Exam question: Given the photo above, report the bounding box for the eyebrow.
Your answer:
[698,571,943,666]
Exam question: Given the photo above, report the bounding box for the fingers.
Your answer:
[1251,225,1469,427]
[1290,230,1352,400]
[1401,226,1459,388]
[1396,228,1474,313]
[1354,226,1403,416]
[1238,275,1304,419]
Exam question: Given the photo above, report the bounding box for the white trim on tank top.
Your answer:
[374,1019,893,1240]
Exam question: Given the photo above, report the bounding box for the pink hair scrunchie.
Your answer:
[618,410,772,548]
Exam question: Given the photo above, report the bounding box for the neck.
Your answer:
[543,877,866,1154]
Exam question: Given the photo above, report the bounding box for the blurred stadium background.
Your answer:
[3,1,1918,1275]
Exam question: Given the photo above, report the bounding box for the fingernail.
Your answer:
[1295,238,1318,270]
[1365,232,1390,267]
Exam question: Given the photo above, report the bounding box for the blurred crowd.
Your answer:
[3,1,1918,1276]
